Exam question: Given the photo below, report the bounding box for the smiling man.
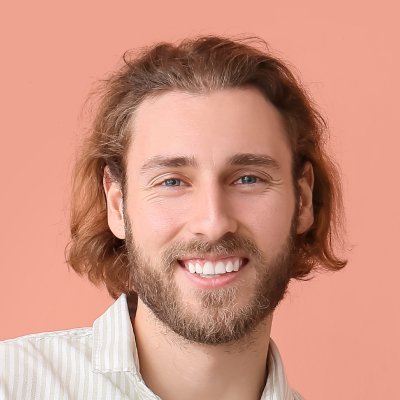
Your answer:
[0,36,346,399]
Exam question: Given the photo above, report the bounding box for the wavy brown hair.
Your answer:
[66,35,347,301]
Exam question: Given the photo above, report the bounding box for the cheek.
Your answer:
[127,195,189,250]
[235,191,295,251]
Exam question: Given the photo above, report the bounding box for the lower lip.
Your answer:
[177,261,247,289]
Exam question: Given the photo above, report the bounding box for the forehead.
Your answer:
[128,88,291,170]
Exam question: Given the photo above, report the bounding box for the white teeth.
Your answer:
[226,261,233,272]
[215,261,226,274]
[185,258,244,275]
[200,274,221,278]
[203,262,214,275]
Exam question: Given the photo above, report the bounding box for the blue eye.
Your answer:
[239,176,258,184]
[163,179,182,187]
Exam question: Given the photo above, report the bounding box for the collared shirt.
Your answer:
[0,294,304,399]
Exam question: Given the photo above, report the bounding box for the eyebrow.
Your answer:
[140,155,198,174]
[228,153,281,170]
[139,152,281,174]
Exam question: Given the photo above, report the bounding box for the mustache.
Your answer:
[160,237,264,270]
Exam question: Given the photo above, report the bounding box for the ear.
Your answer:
[297,162,314,234]
[103,166,126,239]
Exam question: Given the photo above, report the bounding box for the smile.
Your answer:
[179,257,246,279]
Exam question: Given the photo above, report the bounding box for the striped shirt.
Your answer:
[0,294,304,399]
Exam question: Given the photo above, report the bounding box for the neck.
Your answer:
[133,300,272,400]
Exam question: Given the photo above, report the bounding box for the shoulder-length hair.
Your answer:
[66,36,347,300]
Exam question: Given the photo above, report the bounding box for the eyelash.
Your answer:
[159,175,265,187]
[234,175,261,185]
[161,178,186,187]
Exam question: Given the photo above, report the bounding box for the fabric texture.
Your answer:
[0,294,304,399]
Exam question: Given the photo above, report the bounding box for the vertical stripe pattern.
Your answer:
[0,294,303,400]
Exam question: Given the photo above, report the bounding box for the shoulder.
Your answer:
[0,327,92,347]
[0,328,94,398]
[0,327,93,374]
[0,327,93,364]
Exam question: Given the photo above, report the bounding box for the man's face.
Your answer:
[120,88,297,344]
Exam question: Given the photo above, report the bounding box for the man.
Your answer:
[0,36,346,399]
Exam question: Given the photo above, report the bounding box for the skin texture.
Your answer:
[104,88,314,400]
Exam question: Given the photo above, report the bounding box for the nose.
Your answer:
[188,181,238,241]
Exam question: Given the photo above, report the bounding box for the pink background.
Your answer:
[1,1,399,398]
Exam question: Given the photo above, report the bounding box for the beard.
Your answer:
[125,216,297,346]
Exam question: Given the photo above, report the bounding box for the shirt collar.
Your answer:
[92,293,141,375]
[262,339,294,400]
